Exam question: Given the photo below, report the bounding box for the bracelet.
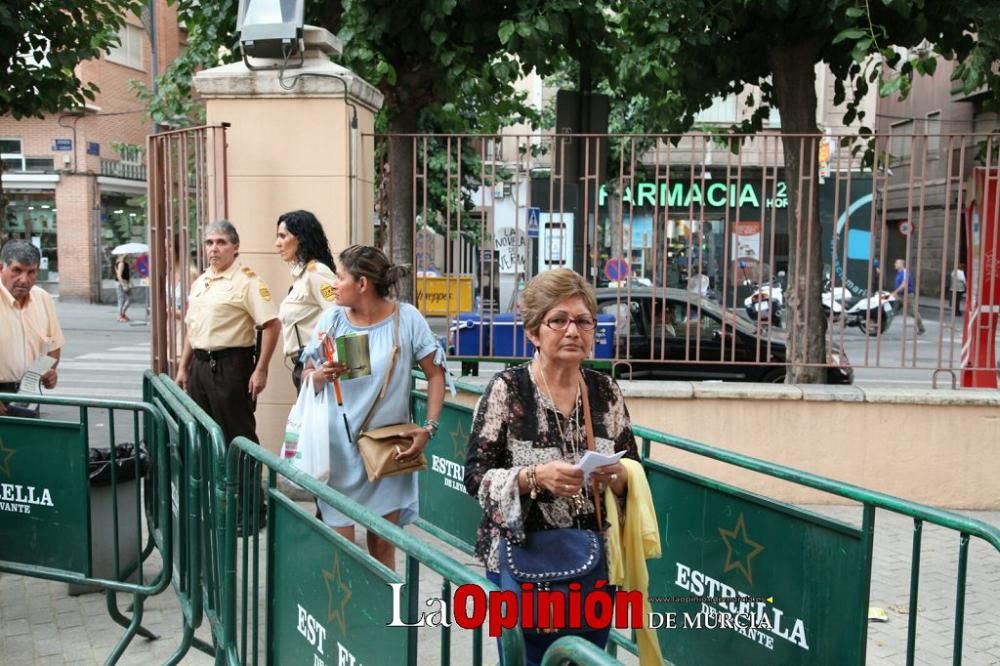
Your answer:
[422,418,439,438]
[526,465,539,499]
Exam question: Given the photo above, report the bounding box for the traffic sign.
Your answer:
[604,258,629,282]
[898,220,913,236]
[527,207,540,238]
[135,254,150,278]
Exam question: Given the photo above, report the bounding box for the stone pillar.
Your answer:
[55,174,99,300]
[193,27,383,453]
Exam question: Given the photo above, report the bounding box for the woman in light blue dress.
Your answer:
[301,245,449,570]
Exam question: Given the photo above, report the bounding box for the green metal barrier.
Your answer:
[142,372,210,664]
[152,373,239,661]
[540,636,623,665]
[224,435,528,666]
[0,392,171,663]
[415,379,1000,665]
[628,425,1000,666]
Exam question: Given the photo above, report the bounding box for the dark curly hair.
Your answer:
[337,244,411,298]
[277,210,335,269]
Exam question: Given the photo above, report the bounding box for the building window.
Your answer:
[889,120,913,165]
[694,96,739,125]
[100,193,147,281]
[3,191,58,279]
[925,111,941,157]
[1,138,25,171]
[24,157,54,172]
[105,23,145,71]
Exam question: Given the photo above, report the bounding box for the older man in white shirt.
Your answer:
[0,240,64,417]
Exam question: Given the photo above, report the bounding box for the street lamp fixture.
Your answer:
[237,0,305,70]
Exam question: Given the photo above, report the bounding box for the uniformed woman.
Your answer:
[274,210,338,391]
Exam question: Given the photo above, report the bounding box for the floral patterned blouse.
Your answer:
[463,363,639,571]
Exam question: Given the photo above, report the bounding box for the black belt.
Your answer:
[193,347,255,362]
[0,381,19,393]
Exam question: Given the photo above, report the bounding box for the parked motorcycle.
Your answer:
[821,281,896,336]
[744,279,784,327]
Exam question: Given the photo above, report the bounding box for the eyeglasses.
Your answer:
[543,315,598,332]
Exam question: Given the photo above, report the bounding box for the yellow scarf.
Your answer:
[604,458,664,666]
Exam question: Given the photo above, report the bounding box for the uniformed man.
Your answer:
[0,240,64,418]
[175,220,279,527]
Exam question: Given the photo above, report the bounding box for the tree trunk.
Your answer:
[769,41,827,384]
[388,106,418,303]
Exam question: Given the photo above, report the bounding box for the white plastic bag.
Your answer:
[278,382,331,500]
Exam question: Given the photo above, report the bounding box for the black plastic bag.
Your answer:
[88,442,151,486]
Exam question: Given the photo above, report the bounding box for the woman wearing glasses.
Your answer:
[464,268,639,663]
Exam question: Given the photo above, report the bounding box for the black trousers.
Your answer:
[187,348,259,445]
[187,348,264,514]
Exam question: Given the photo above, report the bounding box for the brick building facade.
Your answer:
[1,2,185,300]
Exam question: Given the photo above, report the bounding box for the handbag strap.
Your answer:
[578,372,604,531]
[358,303,401,433]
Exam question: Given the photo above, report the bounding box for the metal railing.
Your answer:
[224,435,529,666]
[628,425,1000,665]
[147,124,229,377]
[100,158,147,181]
[373,131,1000,386]
[415,378,1000,664]
[0,393,171,663]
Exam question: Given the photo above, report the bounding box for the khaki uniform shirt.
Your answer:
[278,260,337,357]
[185,261,277,351]
[0,284,65,383]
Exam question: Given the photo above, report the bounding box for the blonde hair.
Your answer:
[520,268,598,337]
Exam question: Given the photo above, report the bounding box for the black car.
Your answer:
[594,288,853,384]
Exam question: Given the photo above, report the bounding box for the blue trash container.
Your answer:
[450,313,488,356]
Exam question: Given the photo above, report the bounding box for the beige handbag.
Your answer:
[356,304,427,482]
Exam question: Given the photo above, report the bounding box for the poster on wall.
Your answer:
[537,213,575,274]
[494,226,526,274]
[731,221,762,264]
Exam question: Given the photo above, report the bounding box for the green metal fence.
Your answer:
[145,371,241,662]
[414,379,1000,665]
[0,392,171,663]
[142,372,217,663]
[14,375,994,664]
[221,435,528,665]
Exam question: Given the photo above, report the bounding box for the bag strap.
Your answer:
[578,372,603,530]
[358,303,401,433]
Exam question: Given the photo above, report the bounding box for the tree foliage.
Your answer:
[609,0,1000,382]
[0,0,143,217]
[0,0,143,119]
[145,0,611,295]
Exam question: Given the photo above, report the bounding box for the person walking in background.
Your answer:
[892,258,926,334]
[0,240,63,418]
[951,263,967,316]
[275,210,338,391]
[115,254,132,322]
[301,244,449,571]
[175,220,280,533]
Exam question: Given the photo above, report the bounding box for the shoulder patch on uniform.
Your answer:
[259,284,272,301]
[242,266,257,278]
[319,283,336,301]
[307,260,317,272]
